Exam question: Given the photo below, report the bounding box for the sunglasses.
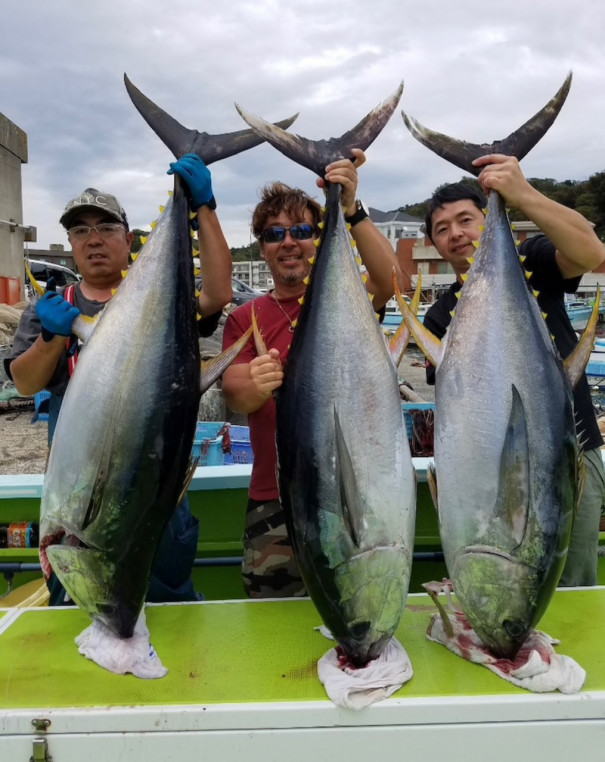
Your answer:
[260,224,315,243]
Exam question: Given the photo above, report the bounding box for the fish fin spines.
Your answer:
[303,276,310,286]
[140,235,148,245]
[121,270,128,279]
[449,309,456,318]
[455,290,461,299]
[466,256,475,264]
[533,289,540,298]
[150,220,157,230]
[308,255,316,265]
[131,252,139,261]
[524,270,533,280]
[519,254,527,263]
[460,273,468,282]
[298,296,304,305]
[159,205,165,213]
[314,239,321,248]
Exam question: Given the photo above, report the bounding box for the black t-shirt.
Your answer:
[423,234,602,450]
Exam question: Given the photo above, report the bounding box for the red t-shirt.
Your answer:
[222,293,301,501]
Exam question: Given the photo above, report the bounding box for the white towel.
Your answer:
[424,581,585,694]
[317,635,413,710]
[75,608,167,679]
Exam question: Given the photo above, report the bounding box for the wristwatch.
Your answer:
[344,199,369,227]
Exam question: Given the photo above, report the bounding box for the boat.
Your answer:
[565,299,605,331]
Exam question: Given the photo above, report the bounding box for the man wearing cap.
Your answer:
[5,154,232,603]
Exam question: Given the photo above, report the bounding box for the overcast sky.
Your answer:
[2,1,604,250]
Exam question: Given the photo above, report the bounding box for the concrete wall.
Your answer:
[0,113,28,298]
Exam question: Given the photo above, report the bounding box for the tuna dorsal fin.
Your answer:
[235,82,404,177]
[334,409,364,548]
[394,273,444,368]
[494,385,530,547]
[124,74,298,165]
[401,73,572,175]
[389,271,422,366]
[564,286,601,389]
[200,324,253,393]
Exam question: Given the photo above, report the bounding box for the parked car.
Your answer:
[230,277,261,306]
[25,259,80,295]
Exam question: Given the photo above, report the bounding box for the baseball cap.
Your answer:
[60,188,129,229]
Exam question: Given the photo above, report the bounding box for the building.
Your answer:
[232,259,274,291]
[0,113,36,303]
[25,243,76,272]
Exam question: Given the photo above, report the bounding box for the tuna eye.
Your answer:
[503,619,525,639]
[350,621,371,640]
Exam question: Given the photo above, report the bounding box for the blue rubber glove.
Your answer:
[167,153,216,213]
[36,291,81,339]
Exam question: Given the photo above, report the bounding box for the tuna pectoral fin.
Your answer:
[495,386,530,547]
[564,286,600,389]
[401,73,571,176]
[334,410,364,547]
[389,272,423,366]
[200,325,253,393]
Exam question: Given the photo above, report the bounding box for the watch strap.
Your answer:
[345,201,369,227]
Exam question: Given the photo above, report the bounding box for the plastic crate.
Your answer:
[223,425,254,465]
[402,403,435,457]
[192,422,228,466]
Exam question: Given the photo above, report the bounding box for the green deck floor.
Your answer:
[1,588,603,709]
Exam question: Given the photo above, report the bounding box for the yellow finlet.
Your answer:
[542,312,548,320]
[140,236,148,245]
[455,290,461,299]
[533,289,540,298]
[355,256,362,266]
[449,309,456,318]
[511,223,517,231]
[189,211,196,220]
[196,312,201,322]
[195,289,201,298]
[318,221,325,230]
[515,240,521,247]
[466,256,475,264]
[519,255,526,263]
[150,221,157,230]
[121,270,128,279]
[111,288,118,296]
[303,276,309,285]
[460,273,468,282]
[298,297,304,305]
[314,239,320,248]
[479,225,485,232]
[167,190,173,197]
[131,252,139,261]
[524,270,533,280]
[361,273,368,284]
[159,205,165,213]
[308,255,316,265]
[292,319,298,328]
[472,240,480,249]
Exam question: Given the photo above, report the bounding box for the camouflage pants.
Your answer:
[242,498,306,598]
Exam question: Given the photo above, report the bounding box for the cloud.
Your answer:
[1,0,603,249]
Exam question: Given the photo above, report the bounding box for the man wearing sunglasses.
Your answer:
[221,150,401,598]
[6,154,233,604]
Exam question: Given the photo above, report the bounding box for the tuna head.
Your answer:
[452,549,540,658]
[322,546,411,666]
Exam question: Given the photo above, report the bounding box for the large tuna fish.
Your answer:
[398,73,598,658]
[237,85,417,666]
[39,78,296,639]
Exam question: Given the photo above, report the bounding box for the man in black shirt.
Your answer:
[423,153,605,586]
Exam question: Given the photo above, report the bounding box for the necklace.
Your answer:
[270,292,296,333]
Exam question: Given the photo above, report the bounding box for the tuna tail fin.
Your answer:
[401,73,572,175]
[200,324,253,394]
[564,285,601,389]
[235,82,404,177]
[494,385,530,549]
[124,74,298,165]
